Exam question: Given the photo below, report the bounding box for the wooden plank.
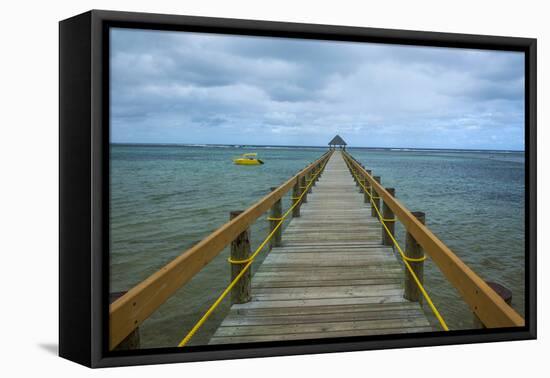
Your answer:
[268,248,394,254]
[209,327,435,344]
[250,286,404,301]
[343,151,525,328]
[269,246,393,252]
[254,265,402,273]
[252,278,402,289]
[229,301,423,317]
[256,264,403,272]
[231,296,410,309]
[213,317,431,337]
[283,233,382,239]
[220,309,427,327]
[268,244,390,250]
[263,250,396,258]
[278,241,384,247]
[253,271,403,281]
[258,265,402,273]
[260,260,399,268]
[285,226,381,231]
[109,151,332,349]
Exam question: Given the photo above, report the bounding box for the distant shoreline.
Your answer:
[110,142,524,154]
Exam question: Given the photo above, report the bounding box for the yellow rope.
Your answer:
[267,216,284,221]
[342,154,449,331]
[227,256,254,264]
[178,157,330,347]
[179,219,284,347]
[403,255,427,262]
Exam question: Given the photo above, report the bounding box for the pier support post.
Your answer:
[371,176,381,217]
[473,282,512,328]
[364,170,372,203]
[317,163,322,181]
[230,210,251,304]
[311,167,318,187]
[382,188,396,246]
[358,173,365,193]
[269,187,283,249]
[292,179,301,217]
[300,175,308,203]
[307,171,313,193]
[404,211,425,302]
[110,292,140,350]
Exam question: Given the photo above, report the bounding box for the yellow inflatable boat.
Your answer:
[233,153,264,165]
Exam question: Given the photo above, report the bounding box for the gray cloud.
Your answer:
[110,28,525,150]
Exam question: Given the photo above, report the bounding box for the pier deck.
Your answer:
[209,151,434,344]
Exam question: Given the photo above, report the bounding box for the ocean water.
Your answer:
[110,144,525,348]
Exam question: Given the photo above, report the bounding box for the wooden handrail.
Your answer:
[109,150,333,349]
[342,151,524,328]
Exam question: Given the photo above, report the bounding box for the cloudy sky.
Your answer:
[110,28,525,150]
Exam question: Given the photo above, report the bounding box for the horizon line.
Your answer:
[110,142,525,153]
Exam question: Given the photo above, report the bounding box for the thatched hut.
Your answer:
[328,135,347,150]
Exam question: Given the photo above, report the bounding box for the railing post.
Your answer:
[364,170,372,203]
[230,210,251,304]
[358,173,365,193]
[292,179,301,217]
[404,211,425,302]
[269,187,283,249]
[307,171,313,193]
[473,282,512,328]
[316,165,321,180]
[110,291,140,350]
[371,176,381,217]
[382,188,396,246]
[300,175,308,203]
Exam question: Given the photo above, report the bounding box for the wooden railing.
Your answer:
[342,151,524,328]
[109,150,333,350]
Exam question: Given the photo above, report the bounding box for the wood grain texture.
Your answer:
[230,211,251,305]
[210,151,435,345]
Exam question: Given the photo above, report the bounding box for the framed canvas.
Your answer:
[59,10,536,368]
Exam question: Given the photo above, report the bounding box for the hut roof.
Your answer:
[328,135,347,146]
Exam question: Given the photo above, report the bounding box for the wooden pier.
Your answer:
[209,151,433,344]
[109,145,524,351]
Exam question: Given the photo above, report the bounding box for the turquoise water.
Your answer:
[110,145,525,348]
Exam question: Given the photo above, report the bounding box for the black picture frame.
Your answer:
[59,9,537,368]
